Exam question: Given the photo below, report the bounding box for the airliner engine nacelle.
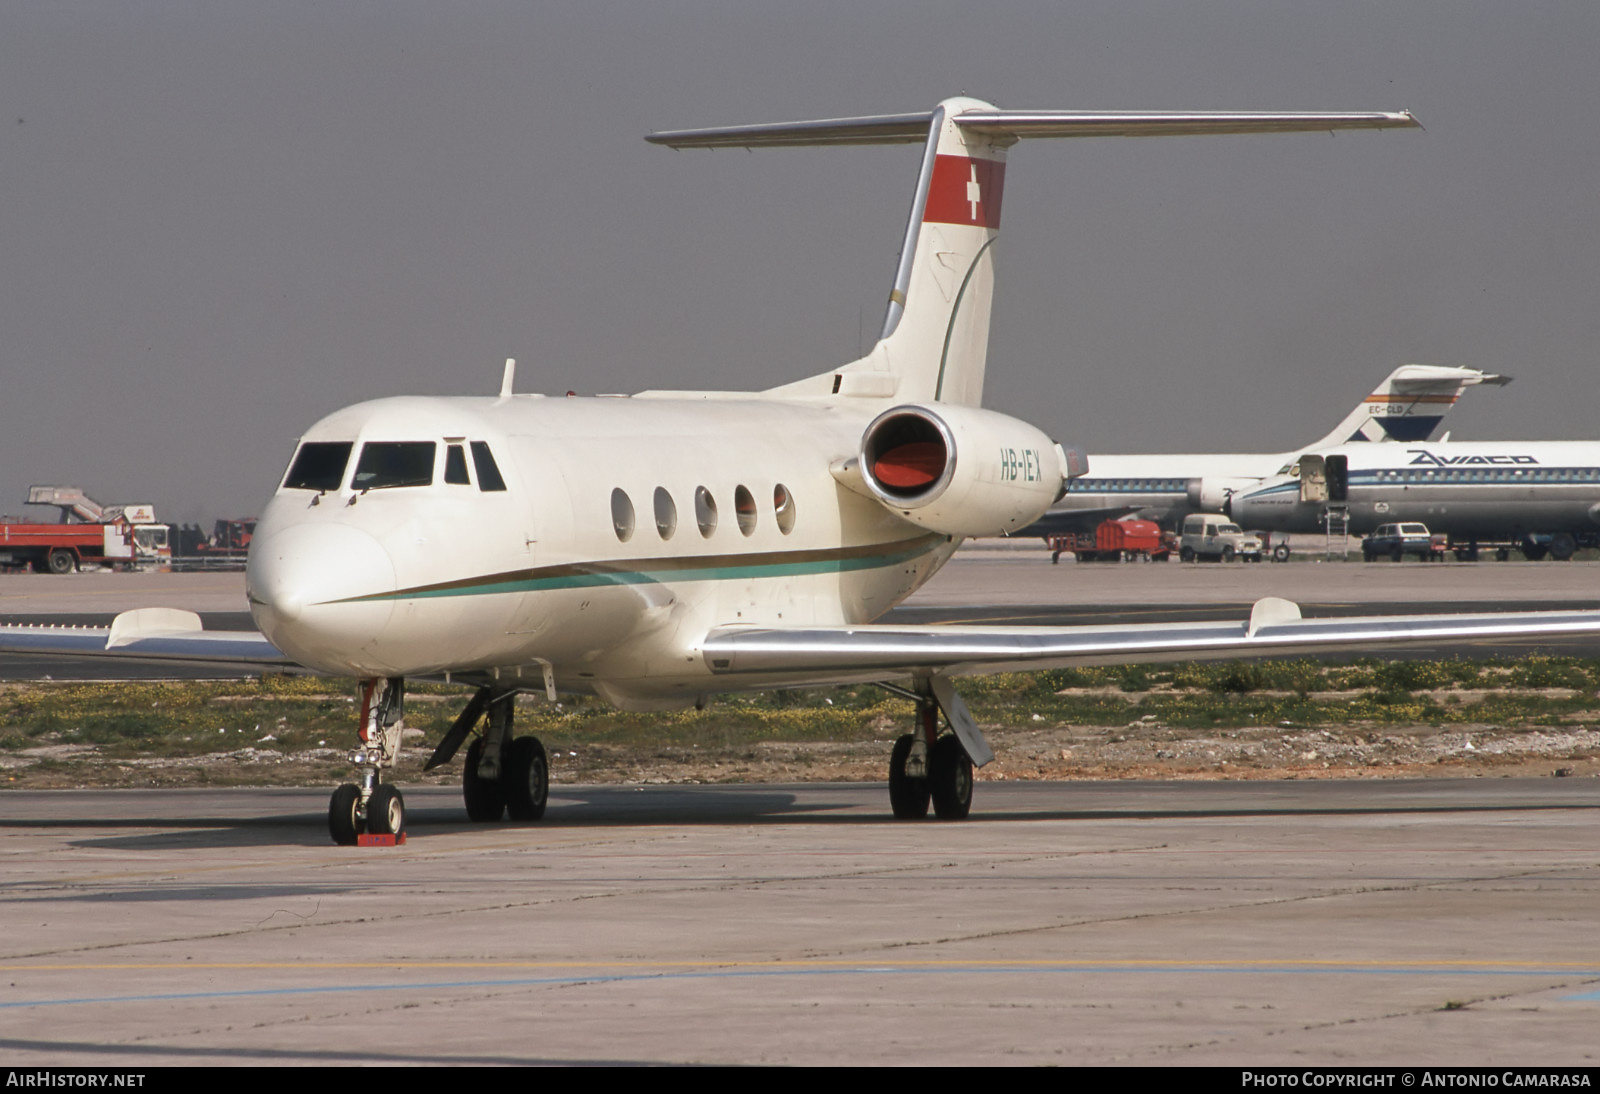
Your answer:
[855,404,1076,537]
[1185,476,1259,518]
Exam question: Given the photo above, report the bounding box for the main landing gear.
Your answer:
[425,686,549,824]
[886,679,982,821]
[328,677,409,845]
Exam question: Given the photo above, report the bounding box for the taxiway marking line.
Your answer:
[5,962,1599,1011]
[6,958,1600,973]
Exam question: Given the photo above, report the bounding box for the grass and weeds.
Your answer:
[3,654,1599,787]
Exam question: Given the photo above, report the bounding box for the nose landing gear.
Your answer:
[328,677,408,846]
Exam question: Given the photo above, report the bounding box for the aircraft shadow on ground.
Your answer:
[24,780,1594,852]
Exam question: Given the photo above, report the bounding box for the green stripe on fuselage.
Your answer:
[335,534,947,603]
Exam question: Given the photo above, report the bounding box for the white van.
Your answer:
[1179,513,1262,563]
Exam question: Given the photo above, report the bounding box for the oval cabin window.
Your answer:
[695,486,718,538]
[773,483,796,535]
[734,485,757,536]
[654,487,678,540]
[611,488,635,542]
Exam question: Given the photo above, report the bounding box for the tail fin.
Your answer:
[873,98,1008,407]
[649,102,1417,408]
[1309,364,1510,447]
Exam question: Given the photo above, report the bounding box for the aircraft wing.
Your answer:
[1013,505,1144,539]
[701,600,1600,680]
[0,609,292,669]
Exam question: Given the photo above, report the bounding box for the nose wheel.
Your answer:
[327,677,409,845]
[329,783,362,845]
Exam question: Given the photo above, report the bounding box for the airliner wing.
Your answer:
[0,609,291,669]
[701,600,1600,679]
[1017,505,1144,538]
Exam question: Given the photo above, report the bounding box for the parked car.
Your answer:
[1179,513,1263,562]
[1362,522,1441,562]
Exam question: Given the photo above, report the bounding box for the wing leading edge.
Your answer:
[700,600,1600,679]
[0,609,290,668]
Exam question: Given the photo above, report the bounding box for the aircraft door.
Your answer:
[1325,455,1349,502]
[1298,455,1327,503]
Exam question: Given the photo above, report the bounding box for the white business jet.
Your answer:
[9,97,1600,846]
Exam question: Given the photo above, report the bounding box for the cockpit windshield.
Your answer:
[352,442,436,490]
[283,442,353,491]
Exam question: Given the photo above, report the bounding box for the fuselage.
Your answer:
[246,393,959,708]
[1233,441,1600,539]
[1047,450,1298,531]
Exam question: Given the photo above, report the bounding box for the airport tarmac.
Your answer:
[2,555,1598,1065]
[1,781,1597,1066]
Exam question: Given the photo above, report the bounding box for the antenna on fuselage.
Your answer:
[500,358,516,398]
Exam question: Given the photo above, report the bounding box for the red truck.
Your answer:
[1049,519,1174,563]
[0,487,170,574]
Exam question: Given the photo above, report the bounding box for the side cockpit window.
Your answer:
[353,442,436,490]
[283,442,353,491]
[471,441,507,492]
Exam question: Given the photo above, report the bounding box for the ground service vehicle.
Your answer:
[0,488,169,573]
[1049,519,1172,562]
[172,518,258,570]
[1179,513,1263,562]
[1362,523,1442,562]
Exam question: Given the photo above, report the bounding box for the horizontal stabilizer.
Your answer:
[648,110,1417,149]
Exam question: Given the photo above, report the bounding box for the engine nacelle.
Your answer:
[857,404,1072,537]
[1184,476,1259,517]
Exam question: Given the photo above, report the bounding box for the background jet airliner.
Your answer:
[1024,363,1508,538]
[1233,438,1600,559]
[8,97,1600,847]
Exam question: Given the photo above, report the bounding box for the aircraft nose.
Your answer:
[247,523,397,672]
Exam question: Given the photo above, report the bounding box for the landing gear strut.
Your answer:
[424,686,550,824]
[886,682,976,821]
[328,677,407,846]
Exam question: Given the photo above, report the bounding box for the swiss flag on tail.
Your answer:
[923,155,1005,229]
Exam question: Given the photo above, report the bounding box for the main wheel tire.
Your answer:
[463,737,506,822]
[888,733,930,820]
[1550,534,1576,561]
[1391,546,1404,562]
[504,736,549,821]
[928,735,973,821]
[367,784,404,836]
[328,783,362,845]
[1180,546,1195,563]
[46,549,75,575]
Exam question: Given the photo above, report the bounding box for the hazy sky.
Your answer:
[3,2,1597,524]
